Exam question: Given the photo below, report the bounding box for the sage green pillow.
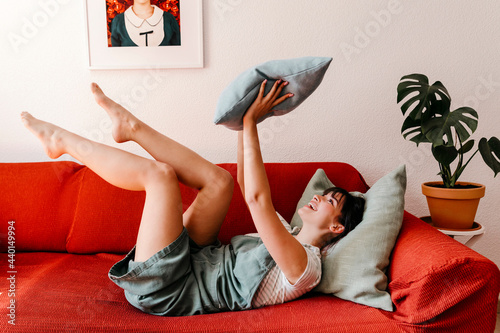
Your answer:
[214,56,332,130]
[291,165,406,311]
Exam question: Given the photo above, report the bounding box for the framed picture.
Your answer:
[84,0,203,69]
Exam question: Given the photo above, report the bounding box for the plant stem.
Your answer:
[439,163,453,187]
[450,140,464,187]
[461,148,480,174]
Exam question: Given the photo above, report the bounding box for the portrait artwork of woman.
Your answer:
[107,0,180,47]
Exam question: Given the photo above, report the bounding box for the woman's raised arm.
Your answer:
[237,131,245,199]
[241,80,307,284]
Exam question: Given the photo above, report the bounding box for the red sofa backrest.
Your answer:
[0,161,369,254]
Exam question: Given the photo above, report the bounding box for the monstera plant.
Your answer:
[397,73,500,229]
[397,73,500,188]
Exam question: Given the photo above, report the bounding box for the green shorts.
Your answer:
[109,228,275,316]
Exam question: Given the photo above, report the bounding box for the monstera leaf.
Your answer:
[401,116,430,145]
[432,144,458,166]
[401,99,449,146]
[397,74,451,121]
[422,107,478,147]
[479,137,500,176]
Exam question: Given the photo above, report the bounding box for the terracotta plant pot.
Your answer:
[421,181,485,229]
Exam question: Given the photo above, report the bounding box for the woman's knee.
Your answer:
[210,167,234,195]
[144,161,177,185]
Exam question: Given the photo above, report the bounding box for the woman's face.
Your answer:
[298,192,344,229]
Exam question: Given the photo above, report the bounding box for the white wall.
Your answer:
[1,1,499,267]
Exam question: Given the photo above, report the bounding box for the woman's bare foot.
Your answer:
[21,112,66,159]
[91,82,140,143]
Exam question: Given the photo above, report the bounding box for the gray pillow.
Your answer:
[291,166,406,311]
[214,57,332,130]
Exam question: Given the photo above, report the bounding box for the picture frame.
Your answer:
[84,0,203,69]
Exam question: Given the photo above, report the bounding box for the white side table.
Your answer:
[420,216,485,247]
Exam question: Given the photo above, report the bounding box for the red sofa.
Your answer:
[1,161,499,332]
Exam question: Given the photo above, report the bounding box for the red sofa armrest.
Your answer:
[388,212,500,330]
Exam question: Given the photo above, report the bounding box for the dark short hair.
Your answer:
[323,187,365,240]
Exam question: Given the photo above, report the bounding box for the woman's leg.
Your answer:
[91,83,233,246]
[21,112,183,262]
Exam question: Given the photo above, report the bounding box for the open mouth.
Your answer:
[307,202,317,211]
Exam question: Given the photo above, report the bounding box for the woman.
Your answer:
[111,0,180,47]
[21,80,365,316]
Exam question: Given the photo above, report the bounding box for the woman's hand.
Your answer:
[243,79,293,124]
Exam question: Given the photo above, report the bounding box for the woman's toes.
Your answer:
[91,82,101,93]
[20,113,65,159]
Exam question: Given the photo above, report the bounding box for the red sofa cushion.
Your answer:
[65,167,146,254]
[0,162,84,252]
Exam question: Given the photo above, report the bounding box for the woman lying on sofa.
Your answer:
[20,80,365,316]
